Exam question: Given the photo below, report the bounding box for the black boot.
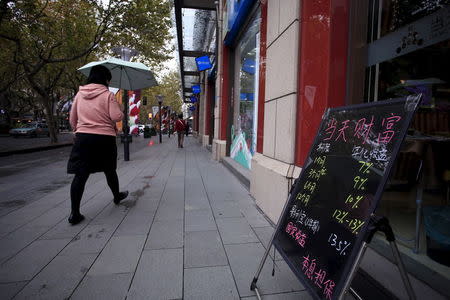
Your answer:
[114,191,129,205]
[68,212,85,225]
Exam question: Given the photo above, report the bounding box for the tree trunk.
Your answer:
[43,100,58,143]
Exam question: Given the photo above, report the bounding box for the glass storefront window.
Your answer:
[230,12,260,169]
[365,1,450,278]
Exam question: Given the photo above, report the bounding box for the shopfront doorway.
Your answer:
[364,0,450,280]
[230,12,260,170]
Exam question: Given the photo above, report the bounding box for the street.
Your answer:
[0,134,152,217]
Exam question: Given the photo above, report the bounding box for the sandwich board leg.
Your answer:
[251,179,299,300]
[250,228,277,300]
[341,216,416,300]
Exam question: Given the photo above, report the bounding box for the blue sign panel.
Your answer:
[195,56,212,71]
[224,0,256,46]
[190,96,198,103]
[189,106,196,111]
[242,58,255,74]
[192,85,201,94]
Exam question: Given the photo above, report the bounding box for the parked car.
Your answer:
[9,122,50,138]
[138,124,145,133]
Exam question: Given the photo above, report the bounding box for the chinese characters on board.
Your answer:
[296,156,327,206]
[302,255,336,300]
[324,113,402,145]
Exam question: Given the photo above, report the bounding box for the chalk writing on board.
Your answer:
[289,205,321,233]
[322,113,403,146]
[302,254,336,300]
[285,222,308,247]
[352,145,390,171]
[316,142,331,153]
[378,113,402,144]
[327,233,351,256]
[296,156,328,206]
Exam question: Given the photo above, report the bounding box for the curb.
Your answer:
[0,143,73,157]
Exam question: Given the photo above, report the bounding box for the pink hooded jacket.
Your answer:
[70,84,123,136]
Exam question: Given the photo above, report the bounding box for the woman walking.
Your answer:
[67,65,128,225]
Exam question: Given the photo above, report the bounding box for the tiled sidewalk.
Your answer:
[0,136,317,299]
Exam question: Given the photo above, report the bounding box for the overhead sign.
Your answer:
[192,84,201,94]
[368,6,450,66]
[195,55,212,71]
[272,96,420,300]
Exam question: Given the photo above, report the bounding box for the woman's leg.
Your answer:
[104,170,129,204]
[70,171,90,222]
[104,169,120,198]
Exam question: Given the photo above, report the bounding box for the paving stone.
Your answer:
[88,235,146,275]
[210,201,243,219]
[132,196,160,212]
[0,281,28,299]
[113,209,155,237]
[21,205,67,228]
[185,230,227,268]
[0,239,70,282]
[225,243,304,297]
[145,219,183,249]
[216,217,259,244]
[252,226,284,261]
[40,218,90,241]
[59,224,116,256]
[184,266,239,300]
[154,201,184,221]
[71,273,133,300]
[89,203,128,225]
[241,291,313,300]
[185,209,216,232]
[127,249,182,300]
[13,253,96,300]
[185,197,211,211]
[208,191,251,203]
[0,203,56,235]
[241,205,271,228]
[0,225,52,264]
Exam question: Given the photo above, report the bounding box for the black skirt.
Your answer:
[67,133,117,174]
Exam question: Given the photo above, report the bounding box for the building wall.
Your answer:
[197,74,205,143]
[201,0,448,298]
[250,0,300,223]
[212,0,228,161]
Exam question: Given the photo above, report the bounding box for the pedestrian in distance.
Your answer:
[174,113,186,148]
[67,65,128,225]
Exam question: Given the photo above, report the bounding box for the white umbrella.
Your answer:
[78,57,158,90]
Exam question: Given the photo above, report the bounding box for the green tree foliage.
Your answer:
[0,0,173,142]
[139,71,182,124]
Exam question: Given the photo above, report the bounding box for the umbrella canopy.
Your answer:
[78,57,158,90]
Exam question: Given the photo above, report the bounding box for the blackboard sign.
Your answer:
[273,96,420,300]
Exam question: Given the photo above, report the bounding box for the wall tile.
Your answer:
[263,101,276,158]
[267,0,280,45]
[275,94,296,163]
[265,23,298,100]
[279,0,299,33]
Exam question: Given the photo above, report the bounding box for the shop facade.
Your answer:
[175,0,449,298]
